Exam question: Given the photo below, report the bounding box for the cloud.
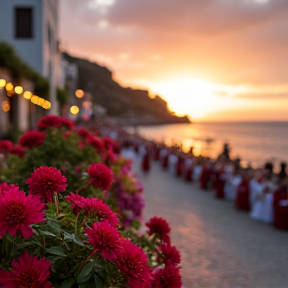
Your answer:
[59,0,288,93]
[80,0,288,35]
[235,84,288,99]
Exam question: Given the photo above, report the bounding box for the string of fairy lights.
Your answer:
[0,78,51,113]
[0,80,90,117]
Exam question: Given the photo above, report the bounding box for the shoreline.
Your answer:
[131,121,288,171]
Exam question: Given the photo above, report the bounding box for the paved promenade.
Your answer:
[132,157,288,288]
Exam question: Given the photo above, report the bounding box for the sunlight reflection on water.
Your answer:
[136,122,288,169]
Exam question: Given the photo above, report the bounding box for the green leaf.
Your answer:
[77,261,94,284]
[94,262,103,269]
[63,240,72,252]
[31,240,44,249]
[40,231,57,238]
[47,218,61,234]
[15,241,33,249]
[64,232,75,241]
[132,219,141,230]
[94,274,104,288]
[47,255,63,264]
[60,278,76,288]
[73,238,85,247]
[46,246,68,257]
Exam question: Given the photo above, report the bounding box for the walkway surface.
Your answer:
[132,157,288,288]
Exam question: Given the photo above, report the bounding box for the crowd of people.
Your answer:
[86,118,288,232]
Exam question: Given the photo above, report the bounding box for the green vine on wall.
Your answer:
[0,41,50,100]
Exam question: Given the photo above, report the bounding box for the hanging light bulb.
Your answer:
[14,86,24,94]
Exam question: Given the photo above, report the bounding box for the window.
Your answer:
[15,7,33,39]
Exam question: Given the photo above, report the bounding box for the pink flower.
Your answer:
[65,192,86,215]
[0,251,52,288]
[146,217,171,243]
[0,187,45,238]
[102,137,120,154]
[60,118,74,130]
[63,131,73,138]
[77,128,90,138]
[0,182,18,196]
[84,198,119,227]
[104,149,116,163]
[26,166,67,203]
[87,163,113,190]
[161,244,181,266]
[152,261,182,288]
[37,115,63,130]
[19,130,45,149]
[102,137,115,151]
[85,220,122,261]
[88,136,104,154]
[74,165,82,174]
[10,145,25,158]
[116,240,151,288]
[37,115,74,130]
[78,139,87,149]
[0,140,13,153]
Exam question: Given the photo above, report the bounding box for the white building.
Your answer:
[60,56,79,118]
[0,0,60,115]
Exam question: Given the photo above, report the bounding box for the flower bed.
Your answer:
[0,116,182,288]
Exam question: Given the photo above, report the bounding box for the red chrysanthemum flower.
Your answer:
[0,251,52,288]
[152,261,182,288]
[0,187,45,238]
[74,165,82,174]
[116,240,151,288]
[10,145,25,158]
[88,136,104,154]
[146,217,171,243]
[60,118,74,130]
[102,137,114,150]
[78,139,87,149]
[63,131,73,138]
[102,138,120,154]
[161,244,181,266]
[87,163,113,190]
[83,198,119,227]
[0,182,18,196]
[0,140,13,153]
[65,192,86,215]
[19,130,45,149]
[77,128,90,138]
[37,115,63,130]
[37,115,74,131]
[85,220,122,261]
[104,148,116,163]
[26,166,67,203]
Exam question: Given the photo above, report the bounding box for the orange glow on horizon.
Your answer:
[130,76,288,121]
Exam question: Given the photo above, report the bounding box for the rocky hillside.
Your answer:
[63,53,190,125]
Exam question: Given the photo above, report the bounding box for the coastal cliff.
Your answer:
[63,53,190,125]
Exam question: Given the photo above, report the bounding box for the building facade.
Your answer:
[0,0,60,114]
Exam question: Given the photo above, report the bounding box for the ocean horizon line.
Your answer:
[181,120,288,124]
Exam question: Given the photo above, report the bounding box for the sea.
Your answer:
[135,122,288,171]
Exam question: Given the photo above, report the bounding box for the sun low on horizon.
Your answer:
[126,76,288,122]
[60,0,288,122]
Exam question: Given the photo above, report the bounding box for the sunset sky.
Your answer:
[60,0,288,121]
